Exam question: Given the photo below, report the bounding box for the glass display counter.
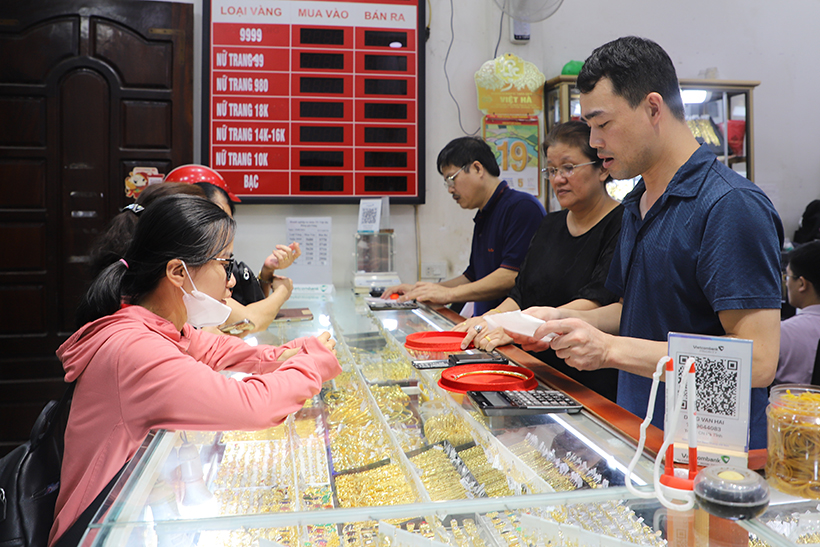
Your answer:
[78,290,810,547]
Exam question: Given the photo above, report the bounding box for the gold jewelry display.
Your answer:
[458,445,514,498]
[335,462,418,508]
[423,412,475,446]
[191,303,681,547]
[409,446,468,501]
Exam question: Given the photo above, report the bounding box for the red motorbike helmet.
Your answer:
[163,164,241,202]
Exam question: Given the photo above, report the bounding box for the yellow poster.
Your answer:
[475,53,545,117]
[484,117,540,197]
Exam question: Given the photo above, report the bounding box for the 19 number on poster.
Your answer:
[497,139,528,172]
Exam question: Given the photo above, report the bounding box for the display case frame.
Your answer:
[75,291,806,547]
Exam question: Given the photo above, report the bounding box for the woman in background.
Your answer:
[456,121,623,401]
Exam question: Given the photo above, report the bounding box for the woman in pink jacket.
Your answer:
[49,194,341,546]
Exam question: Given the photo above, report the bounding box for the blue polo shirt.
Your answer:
[607,144,782,450]
[463,181,545,316]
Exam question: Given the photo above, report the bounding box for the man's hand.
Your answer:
[521,306,564,322]
[381,283,414,299]
[541,318,613,372]
[501,306,564,353]
[397,282,452,304]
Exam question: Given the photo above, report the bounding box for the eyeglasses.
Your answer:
[212,255,236,280]
[782,272,800,283]
[443,165,468,189]
[541,160,600,180]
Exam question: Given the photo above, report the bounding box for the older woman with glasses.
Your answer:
[50,195,340,546]
[456,121,623,401]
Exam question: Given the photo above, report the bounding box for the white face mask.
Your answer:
[180,261,232,328]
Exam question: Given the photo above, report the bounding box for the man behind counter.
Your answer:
[383,137,545,316]
[507,36,783,450]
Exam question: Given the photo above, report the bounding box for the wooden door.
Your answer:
[0,0,193,455]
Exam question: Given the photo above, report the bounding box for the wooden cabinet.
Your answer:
[544,75,759,182]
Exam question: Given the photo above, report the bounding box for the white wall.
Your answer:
[190,0,819,287]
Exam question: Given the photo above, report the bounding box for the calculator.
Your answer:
[412,352,508,370]
[366,299,419,311]
[468,389,583,415]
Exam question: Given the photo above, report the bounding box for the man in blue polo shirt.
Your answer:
[506,36,782,450]
[385,136,545,316]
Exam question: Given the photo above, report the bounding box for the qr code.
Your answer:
[360,206,378,226]
[677,355,739,418]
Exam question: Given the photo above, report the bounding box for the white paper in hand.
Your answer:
[484,311,558,342]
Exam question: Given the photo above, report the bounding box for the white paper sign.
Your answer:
[285,217,332,285]
[357,198,382,233]
[668,332,752,467]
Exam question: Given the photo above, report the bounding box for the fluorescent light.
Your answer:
[681,89,708,104]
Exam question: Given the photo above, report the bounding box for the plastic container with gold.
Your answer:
[766,384,820,498]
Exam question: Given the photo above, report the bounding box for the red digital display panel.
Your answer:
[204,0,424,203]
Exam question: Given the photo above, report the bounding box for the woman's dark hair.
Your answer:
[543,121,611,183]
[76,194,236,326]
[577,36,685,122]
[196,182,236,216]
[87,183,206,278]
[436,136,501,177]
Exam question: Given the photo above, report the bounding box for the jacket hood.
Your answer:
[57,306,183,382]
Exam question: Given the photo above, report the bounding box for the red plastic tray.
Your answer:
[404,331,473,355]
[438,364,537,394]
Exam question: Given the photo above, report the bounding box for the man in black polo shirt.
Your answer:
[384,137,545,316]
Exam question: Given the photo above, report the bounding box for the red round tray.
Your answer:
[404,331,474,353]
[438,364,537,394]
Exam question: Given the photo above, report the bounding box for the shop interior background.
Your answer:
[167,0,810,288]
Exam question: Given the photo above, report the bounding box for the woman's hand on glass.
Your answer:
[454,317,488,349]
[317,331,336,355]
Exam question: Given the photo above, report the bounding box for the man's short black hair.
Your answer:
[577,36,685,122]
[436,136,500,177]
[788,241,820,291]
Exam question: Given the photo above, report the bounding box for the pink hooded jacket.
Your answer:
[48,305,340,545]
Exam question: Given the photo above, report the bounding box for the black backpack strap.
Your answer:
[30,382,75,450]
[52,463,127,547]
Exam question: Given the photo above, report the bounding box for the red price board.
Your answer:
[204,0,425,203]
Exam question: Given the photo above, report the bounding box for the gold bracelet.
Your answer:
[257,275,273,285]
[452,369,528,381]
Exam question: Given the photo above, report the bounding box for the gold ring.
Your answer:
[485,335,492,342]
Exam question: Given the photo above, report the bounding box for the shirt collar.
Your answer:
[796,304,820,316]
[621,143,715,218]
[474,180,508,223]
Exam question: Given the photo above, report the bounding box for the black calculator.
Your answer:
[367,300,419,311]
[468,389,583,415]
